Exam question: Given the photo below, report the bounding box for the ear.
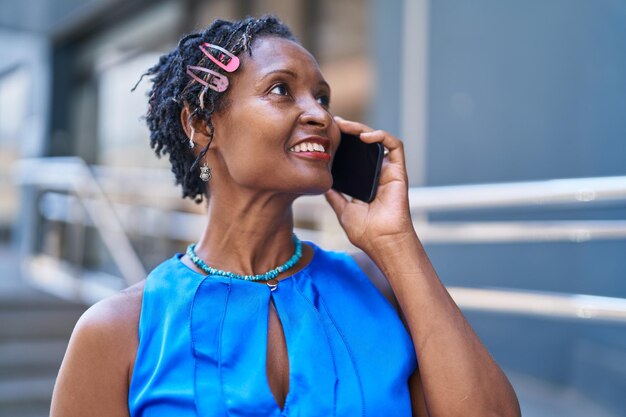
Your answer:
[180,104,214,152]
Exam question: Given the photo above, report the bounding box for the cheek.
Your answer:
[219,127,292,184]
[213,100,332,190]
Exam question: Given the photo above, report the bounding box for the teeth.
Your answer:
[289,142,326,153]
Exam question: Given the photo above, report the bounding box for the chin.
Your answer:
[296,179,332,196]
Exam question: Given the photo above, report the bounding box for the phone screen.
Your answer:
[331,132,384,202]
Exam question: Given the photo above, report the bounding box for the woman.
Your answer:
[51,16,520,417]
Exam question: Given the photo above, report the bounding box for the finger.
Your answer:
[324,189,349,216]
[359,130,406,166]
[334,116,375,135]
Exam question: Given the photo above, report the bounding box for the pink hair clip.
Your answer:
[186,65,229,92]
[199,43,240,73]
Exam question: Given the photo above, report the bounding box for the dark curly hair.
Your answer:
[134,15,297,203]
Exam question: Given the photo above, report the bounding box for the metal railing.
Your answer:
[15,157,147,287]
[408,176,626,243]
[12,157,626,321]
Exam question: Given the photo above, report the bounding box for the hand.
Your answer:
[325,117,415,253]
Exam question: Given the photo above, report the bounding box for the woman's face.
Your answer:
[210,36,341,196]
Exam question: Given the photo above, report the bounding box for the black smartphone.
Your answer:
[331,132,384,202]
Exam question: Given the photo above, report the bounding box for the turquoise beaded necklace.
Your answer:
[186,235,302,289]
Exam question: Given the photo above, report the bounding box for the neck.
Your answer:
[194,189,299,276]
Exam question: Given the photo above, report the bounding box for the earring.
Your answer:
[189,127,195,149]
[200,162,212,182]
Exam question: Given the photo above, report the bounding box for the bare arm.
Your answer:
[369,233,518,417]
[326,117,520,417]
[50,286,142,417]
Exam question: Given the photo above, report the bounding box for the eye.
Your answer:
[317,94,330,108]
[269,83,289,96]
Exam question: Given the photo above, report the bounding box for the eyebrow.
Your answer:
[259,68,330,90]
[261,68,298,80]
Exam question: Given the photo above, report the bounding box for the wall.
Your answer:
[420,0,626,412]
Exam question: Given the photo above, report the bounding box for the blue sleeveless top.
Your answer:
[129,242,417,416]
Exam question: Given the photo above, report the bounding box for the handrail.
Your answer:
[12,157,626,322]
[408,176,626,211]
[448,287,626,323]
[36,192,626,244]
[23,251,626,324]
[414,220,626,243]
[19,161,626,209]
[14,157,146,285]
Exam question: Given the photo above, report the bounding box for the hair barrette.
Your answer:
[186,65,229,92]
[199,43,240,73]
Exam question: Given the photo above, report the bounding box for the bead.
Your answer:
[186,235,302,282]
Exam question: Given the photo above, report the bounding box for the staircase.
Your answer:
[0,246,87,417]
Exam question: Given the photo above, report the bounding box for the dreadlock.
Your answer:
[134,15,297,203]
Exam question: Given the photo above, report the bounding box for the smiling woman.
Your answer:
[199,36,339,197]
[49,15,520,417]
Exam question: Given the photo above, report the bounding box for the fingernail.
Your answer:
[334,115,344,120]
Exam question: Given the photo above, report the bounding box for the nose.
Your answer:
[298,97,331,129]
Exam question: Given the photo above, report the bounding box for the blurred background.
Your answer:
[1,0,625,416]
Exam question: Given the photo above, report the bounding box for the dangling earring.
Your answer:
[189,126,195,149]
[200,162,212,182]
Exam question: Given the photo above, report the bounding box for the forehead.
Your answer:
[238,37,323,81]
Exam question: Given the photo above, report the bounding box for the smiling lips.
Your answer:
[288,141,330,161]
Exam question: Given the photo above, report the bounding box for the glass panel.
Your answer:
[0,65,30,241]
[96,52,165,169]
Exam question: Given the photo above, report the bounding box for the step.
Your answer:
[0,339,68,377]
[0,287,85,312]
[0,269,87,313]
[0,403,51,417]
[0,374,56,406]
[0,309,83,340]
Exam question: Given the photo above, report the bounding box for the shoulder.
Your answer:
[349,251,400,313]
[50,281,145,416]
[75,280,145,350]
